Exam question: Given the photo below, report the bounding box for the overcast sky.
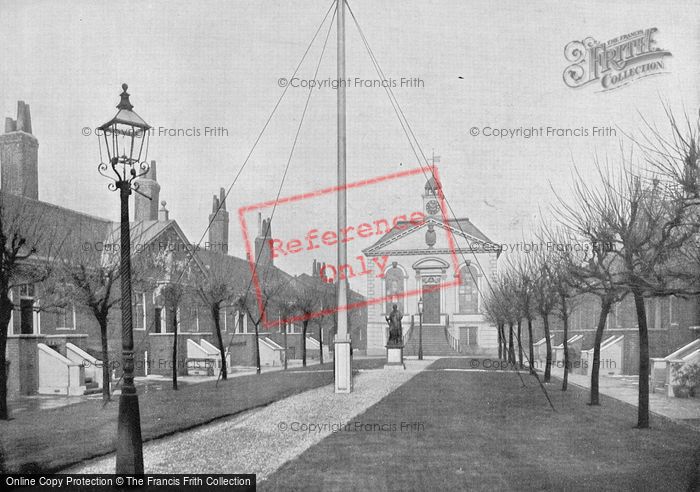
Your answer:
[0,0,698,292]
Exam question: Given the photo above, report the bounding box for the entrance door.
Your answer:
[422,288,440,324]
[467,326,478,346]
[20,299,34,334]
[154,307,163,333]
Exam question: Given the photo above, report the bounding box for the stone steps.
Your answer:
[404,325,460,356]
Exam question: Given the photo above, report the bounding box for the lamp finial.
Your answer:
[117,83,133,111]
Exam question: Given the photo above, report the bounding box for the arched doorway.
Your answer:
[412,257,449,324]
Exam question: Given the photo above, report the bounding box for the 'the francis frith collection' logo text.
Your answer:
[563,28,671,91]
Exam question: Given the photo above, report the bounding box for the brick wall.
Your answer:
[527,294,700,361]
[4,334,91,397]
[5,339,20,399]
[16,338,37,395]
[267,332,301,359]
[146,333,190,377]
[0,131,39,200]
[227,334,257,367]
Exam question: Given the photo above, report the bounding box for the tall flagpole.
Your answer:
[334,0,352,393]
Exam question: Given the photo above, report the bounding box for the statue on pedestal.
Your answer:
[385,304,403,346]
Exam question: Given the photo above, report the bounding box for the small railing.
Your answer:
[403,316,414,346]
[443,315,460,352]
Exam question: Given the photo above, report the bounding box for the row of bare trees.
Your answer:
[483,106,700,429]
[0,199,340,419]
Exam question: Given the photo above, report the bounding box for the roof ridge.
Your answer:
[0,191,113,225]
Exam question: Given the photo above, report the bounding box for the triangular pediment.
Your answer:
[363,217,500,257]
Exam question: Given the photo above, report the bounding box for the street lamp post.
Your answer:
[97,83,151,474]
[418,298,424,360]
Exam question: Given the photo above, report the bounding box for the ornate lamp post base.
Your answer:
[116,391,144,474]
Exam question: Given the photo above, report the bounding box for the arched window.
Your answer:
[384,264,405,314]
[458,264,479,314]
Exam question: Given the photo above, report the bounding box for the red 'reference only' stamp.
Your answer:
[238,165,460,329]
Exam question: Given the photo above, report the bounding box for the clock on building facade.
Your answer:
[425,199,440,215]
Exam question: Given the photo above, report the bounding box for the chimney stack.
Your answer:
[134,160,160,221]
[255,216,274,268]
[158,201,169,220]
[0,101,38,199]
[208,187,229,254]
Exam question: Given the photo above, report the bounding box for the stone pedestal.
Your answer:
[385,344,405,370]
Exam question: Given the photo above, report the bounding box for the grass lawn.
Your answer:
[263,357,700,491]
[0,357,382,473]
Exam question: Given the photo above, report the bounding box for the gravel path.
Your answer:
[67,361,430,479]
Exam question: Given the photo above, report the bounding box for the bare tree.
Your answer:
[0,195,63,419]
[290,278,320,367]
[619,107,700,427]
[482,277,508,361]
[43,222,155,402]
[312,280,335,365]
[150,248,196,390]
[605,170,681,428]
[554,164,629,406]
[537,224,582,391]
[47,245,119,401]
[278,298,296,370]
[509,256,537,374]
[557,157,690,427]
[531,252,558,383]
[234,271,291,374]
[195,261,242,380]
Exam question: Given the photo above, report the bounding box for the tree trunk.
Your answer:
[0,295,11,420]
[283,324,288,370]
[211,304,227,380]
[527,318,535,374]
[99,317,111,402]
[318,322,324,364]
[632,290,650,429]
[172,308,178,390]
[508,323,515,364]
[561,296,569,392]
[543,314,552,382]
[517,320,524,369]
[497,323,503,360]
[254,322,261,375]
[302,320,308,367]
[590,298,611,405]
